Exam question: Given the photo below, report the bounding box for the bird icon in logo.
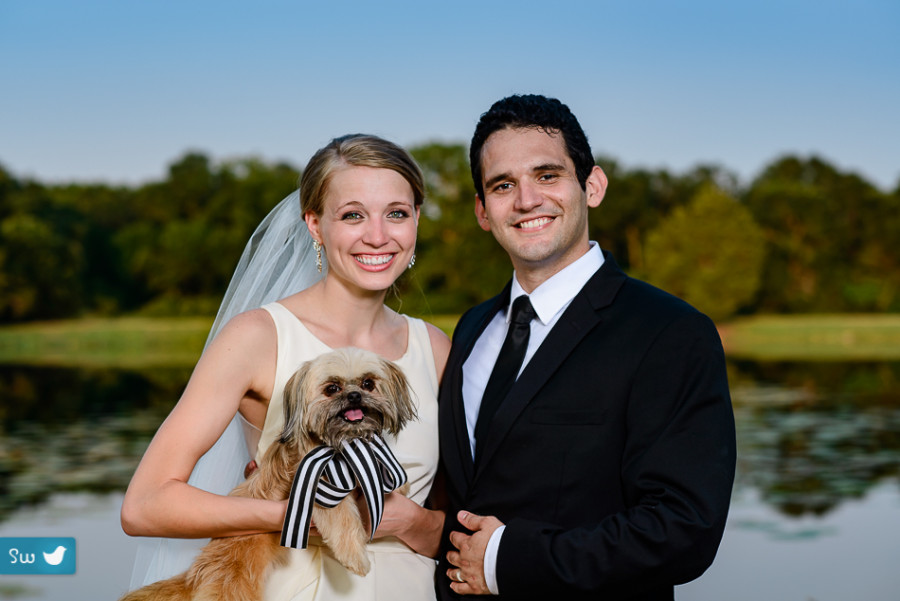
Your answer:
[42,545,67,566]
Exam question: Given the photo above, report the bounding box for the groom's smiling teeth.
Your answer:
[517,217,553,230]
[355,254,394,266]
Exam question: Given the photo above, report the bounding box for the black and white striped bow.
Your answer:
[280,435,407,549]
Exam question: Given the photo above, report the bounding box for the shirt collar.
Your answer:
[507,242,605,325]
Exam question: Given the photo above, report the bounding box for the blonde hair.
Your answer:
[299,134,424,216]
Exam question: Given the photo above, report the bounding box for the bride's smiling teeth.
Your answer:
[355,254,394,266]
[517,217,553,230]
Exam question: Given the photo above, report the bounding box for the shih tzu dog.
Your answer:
[121,347,416,601]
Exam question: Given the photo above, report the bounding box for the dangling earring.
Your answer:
[313,240,322,273]
[408,253,416,269]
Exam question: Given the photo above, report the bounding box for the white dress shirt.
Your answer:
[460,243,605,594]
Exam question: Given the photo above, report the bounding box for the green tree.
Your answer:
[3,148,895,324]
[0,207,86,320]
[590,159,738,273]
[113,153,299,314]
[642,184,766,322]
[49,182,143,314]
[745,156,898,312]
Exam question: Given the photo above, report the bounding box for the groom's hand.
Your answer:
[446,510,503,595]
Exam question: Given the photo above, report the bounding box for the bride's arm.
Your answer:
[121,309,285,538]
[375,493,446,558]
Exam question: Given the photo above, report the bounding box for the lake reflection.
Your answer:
[0,361,899,599]
[0,366,187,524]
[729,360,900,518]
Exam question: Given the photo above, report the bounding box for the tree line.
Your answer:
[1,145,898,324]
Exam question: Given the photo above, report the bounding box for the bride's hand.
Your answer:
[362,491,445,558]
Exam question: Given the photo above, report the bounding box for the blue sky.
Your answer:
[2,0,898,190]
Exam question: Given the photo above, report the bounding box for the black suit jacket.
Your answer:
[436,252,736,600]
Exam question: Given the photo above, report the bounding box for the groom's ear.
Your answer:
[586,166,608,208]
[474,195,491,232]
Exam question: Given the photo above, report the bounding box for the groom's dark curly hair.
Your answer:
[469,94,595,201]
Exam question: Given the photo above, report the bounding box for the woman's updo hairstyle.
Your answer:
[299,134,424,216]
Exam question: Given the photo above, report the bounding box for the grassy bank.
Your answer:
[720,314,900,361]
[1,314,899,367]
[0,316,213,368]
[0,314,457,368]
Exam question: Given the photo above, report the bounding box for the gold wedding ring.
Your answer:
[454,569,465,583]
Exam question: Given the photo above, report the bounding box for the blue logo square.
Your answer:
[0,537,76,575]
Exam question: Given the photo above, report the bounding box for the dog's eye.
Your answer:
[324,383,341,396]
[360,378,376,391]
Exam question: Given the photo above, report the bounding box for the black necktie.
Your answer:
[474,295,537,462]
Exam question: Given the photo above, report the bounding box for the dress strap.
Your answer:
[401,316,438,393]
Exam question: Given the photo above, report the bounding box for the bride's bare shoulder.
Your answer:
[423,321,451,380]
[211,308,277,349]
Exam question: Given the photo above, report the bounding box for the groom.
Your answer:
[436,94,736,599]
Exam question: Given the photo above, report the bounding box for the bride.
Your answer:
[121,134,449,600]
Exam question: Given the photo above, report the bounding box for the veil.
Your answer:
[129,190,325,588]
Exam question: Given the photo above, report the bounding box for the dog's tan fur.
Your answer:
[120,347,416,601]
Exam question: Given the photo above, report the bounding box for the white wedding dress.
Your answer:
[259,302,439,600]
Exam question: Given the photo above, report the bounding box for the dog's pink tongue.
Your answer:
[343,408,364,422]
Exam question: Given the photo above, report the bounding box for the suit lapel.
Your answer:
[443,284,511,488]
[475,255,627,476]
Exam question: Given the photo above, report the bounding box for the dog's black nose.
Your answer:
[347,391,362,404]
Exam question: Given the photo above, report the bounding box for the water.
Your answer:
[679,360,900,600]
[0,493,138,600]
[0,366,181,599]
[679,483,900,600]
[0,362,898,600]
